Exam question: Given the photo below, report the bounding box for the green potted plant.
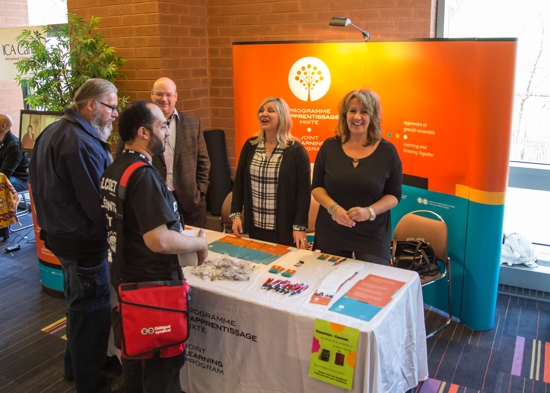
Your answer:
[15,13,128,144]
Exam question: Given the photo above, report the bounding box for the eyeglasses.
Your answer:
[99,101,118,114]
[153,92,176,99]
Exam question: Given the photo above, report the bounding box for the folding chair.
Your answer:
[392,210,452,339]
[219,191,233,232]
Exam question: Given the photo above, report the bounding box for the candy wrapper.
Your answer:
[191,254,255,281]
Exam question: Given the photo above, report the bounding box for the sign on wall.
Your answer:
[0,26,41,82]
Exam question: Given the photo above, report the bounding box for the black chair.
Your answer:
[392,210,452,338]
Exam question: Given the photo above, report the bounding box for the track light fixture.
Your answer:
[329,17,370,41]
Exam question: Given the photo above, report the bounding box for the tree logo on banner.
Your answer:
[288,57,331,102]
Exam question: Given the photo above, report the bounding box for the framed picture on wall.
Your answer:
[18,110,63,152]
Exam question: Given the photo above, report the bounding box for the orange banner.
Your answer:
[233,39,516,201]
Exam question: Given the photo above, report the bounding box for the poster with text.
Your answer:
[309,319,359,390]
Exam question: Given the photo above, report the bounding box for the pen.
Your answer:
[333,257,347,266]
[288,283,305,295]
[261,277,274,289]
[279,282,294,293]
[274,280,291,292]
[292,284,309,296]
[285,282,302,295]
[266,279,282,291]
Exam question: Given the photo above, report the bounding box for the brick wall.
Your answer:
[0,0,29,137]
[67,0,210,128]
[207,0,436,168]
[68,0,436,170]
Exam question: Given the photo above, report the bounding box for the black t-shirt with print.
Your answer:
[101,151,182,285]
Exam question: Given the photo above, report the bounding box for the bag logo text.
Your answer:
[141,325,172,335]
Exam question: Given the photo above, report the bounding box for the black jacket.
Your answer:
[231,138,311,246]
[0,131,29,181]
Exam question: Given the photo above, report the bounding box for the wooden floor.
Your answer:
[0,212,76,393]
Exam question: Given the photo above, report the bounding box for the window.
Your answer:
[440,0,550,248]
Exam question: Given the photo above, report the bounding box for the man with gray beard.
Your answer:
[29,78,122,393]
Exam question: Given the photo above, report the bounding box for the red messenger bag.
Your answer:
[116,280,190,359]
[110,160,190,359]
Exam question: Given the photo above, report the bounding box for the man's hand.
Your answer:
[197,229,208,265]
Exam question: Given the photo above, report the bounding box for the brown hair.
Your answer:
[336,89,382,146]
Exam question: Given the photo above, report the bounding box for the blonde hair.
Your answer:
[336,89,382,146]
[251,97,297,148]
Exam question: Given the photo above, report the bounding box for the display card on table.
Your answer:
[207,236,291,265]
[329,275,406,321]
[309,319,359,390]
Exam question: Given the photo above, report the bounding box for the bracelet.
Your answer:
[293,225,307,232]
[229,212,242,222]
[368,206,376,221]
[331,205,340,221]
[327,202,338,215]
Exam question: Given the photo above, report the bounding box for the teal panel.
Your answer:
[39,261,64,292]
[460,202,504,331]
[391,186,468,319]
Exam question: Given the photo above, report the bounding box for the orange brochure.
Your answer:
[218,235,260,248]
[346,275,406,308]
[256,243,291,256]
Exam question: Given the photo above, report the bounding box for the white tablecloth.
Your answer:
[179,231,428,393]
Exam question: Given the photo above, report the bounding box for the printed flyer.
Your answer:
[328,274,406,322]
[309,319,359,390]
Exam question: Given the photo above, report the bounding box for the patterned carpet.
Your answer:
[420,296,550,393]
[1,213,549,392]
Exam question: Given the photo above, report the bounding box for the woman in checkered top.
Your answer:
[230,97,311,249]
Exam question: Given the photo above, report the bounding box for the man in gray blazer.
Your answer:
[119,78,211,227]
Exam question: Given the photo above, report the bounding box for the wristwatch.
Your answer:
[368,206,376,221]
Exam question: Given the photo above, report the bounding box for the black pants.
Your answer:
[248,225,290,246]
[122,351,186,393]
[312,243,390,266]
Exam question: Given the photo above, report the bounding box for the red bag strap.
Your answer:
[117,161,148,201]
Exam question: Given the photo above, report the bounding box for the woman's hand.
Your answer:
[334,206,356,227]
[347,206,370,222]
[232,218,243,238]
[293,231,308,249]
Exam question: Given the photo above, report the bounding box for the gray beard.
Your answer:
[90,111,113,142]
[95,126,112,142]
[91,120,112,142]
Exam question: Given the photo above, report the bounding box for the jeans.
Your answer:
[122,352,186,393]
[58,256,112,393]
[8,177,28,192]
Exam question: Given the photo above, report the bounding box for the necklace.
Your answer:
[353,158,359,163]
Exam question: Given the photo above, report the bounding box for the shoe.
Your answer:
[101,355,122,377]
[100,375,124,393]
